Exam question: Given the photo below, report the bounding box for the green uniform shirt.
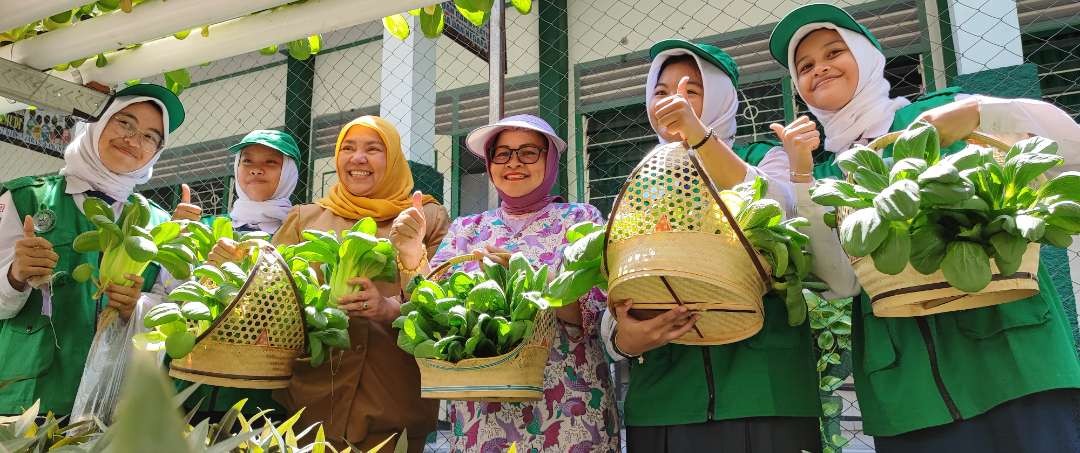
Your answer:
[623,141,822,426]
[0,175,164,414]
[813,88,1080,436]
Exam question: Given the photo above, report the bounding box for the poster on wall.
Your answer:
[0,110,75,157]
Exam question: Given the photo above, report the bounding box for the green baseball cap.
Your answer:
[769,3,882,68]
[228,129,302,162]
[650,38,740,86]
[114,83,185,133]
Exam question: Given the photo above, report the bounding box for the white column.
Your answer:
[380,15,437,167]
[945,0,1024,75]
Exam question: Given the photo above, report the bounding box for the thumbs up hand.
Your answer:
[770,115,819,182]
[171,183,203,221]
[390,191,429,271]
[7,216,59,291]
[651,75,708,145]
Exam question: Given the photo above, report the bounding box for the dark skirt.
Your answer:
[626,416,822,453]
[875,389,1080,453]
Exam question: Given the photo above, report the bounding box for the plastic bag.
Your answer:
[70,294,160,425]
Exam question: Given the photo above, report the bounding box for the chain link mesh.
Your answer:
[2,1,1079,451]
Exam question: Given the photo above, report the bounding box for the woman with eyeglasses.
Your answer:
[390,114,619,452]
[0,84,186,417]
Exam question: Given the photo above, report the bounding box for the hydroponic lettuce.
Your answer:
[283,217,398,367]
[71,195,197,325]
[394,252,577,362]
[720,177,822,326]
[810,121,1080,292]
[544,221,607,306]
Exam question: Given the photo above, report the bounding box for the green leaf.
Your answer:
[836,145,887,176]
[383,14,411,40]
[853,167,889,192]
[989,232,1027,276]
[419,4,446,38]
[1041,225,1074,248]
[510,0,532,14]
[1037,171,1080,202]
[838,208,888,257]
[820,375,843,392]
[874,179,921,221]
[822,400,841,417]
[1006,135,1058,162]
[889,158,928,183]
[180,301,212,321]
[809,179,872,208]
[941,241,992,292]
[942,145,989,170]
[908,225,947,275]
[1004,152,1063,196]
[287,37,313,61]
[163,68,191,95]
[150,221,182,246]
[917,162,960,186]
[920,182,974,206]
[107,351,192,453]
[892,120,940,163]
[212,216,234,241]
[1013,214,1045,242]
[193,264,226,286]
[871,225,911,275]
[454,0,495,27]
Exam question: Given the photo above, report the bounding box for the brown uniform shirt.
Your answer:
[272,202,450,451]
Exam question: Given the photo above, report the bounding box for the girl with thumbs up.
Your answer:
[270,115,449,453]
[0,83,186,417]
[598,39,822,452]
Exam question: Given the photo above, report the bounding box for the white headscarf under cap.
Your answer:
[59,96,170,201]
[646,48,739,147]
[229,151,298,233]
[787,23,910,152]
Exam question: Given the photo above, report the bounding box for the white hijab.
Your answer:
[646,48,739,147]
[59,96,170,200]
[787,23,910,152]
[229,151,298,233]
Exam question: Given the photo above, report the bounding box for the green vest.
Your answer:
[623,140,822,426]
[0,175,166,414]
[172,215,284,416]
[814,88,1080,436]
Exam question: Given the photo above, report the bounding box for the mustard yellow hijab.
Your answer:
[316,115,437,221]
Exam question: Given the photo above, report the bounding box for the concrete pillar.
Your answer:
[380,15,437,168]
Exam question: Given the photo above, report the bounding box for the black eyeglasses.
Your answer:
[490,145,546,164]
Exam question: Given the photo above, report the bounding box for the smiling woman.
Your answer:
[270,115,449,452]
[97,103,164,174]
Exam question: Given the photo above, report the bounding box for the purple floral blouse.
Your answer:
[430,202,619,453]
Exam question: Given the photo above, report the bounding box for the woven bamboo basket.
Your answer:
[604,142,772,345]
[169,244,307,389]
[841,131,1041,317]
[415,254,553,402]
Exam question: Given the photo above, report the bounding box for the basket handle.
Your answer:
[866,130,1012,153]
[686,149,772,284]
[426,252,513,281]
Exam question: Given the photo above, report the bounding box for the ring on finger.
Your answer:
[362,301,369,310]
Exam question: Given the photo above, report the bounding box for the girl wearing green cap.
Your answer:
[599,39,822,452]
[769,4,1080,451]
[178,129,301,421]
[0,84,186,418]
